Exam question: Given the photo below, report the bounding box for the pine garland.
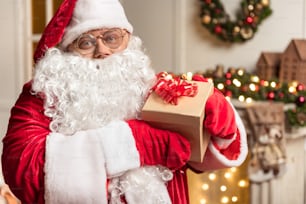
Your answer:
[207,68,306,127]
[174,67,306,128]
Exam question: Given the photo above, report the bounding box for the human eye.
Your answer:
[103,32,121,45]
[77,35,95,50]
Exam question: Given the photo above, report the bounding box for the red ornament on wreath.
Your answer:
[245,16,254,24]
[214,25,222,34]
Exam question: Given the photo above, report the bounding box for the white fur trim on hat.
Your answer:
[60,0,133,48]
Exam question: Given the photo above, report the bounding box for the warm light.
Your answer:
[217,83,225,90]
[248,4,254,10]
[186,72,193,81]
[291,81,298,87]
[224,172,232,179]
[264,81,269,86]
[238,95,245,102]
[261,0,270,6]
[200,198,207,204]
[207,78,214,83]
[225,96,231,101]
[288,86,296,93]
[221,196,229,203]
[251,75,259,83]
[233,26,240,33]
[201,183,209,191]
[245,97,253,104]
[237,69,244,76]
[187,147,248,204]
[238,179,248,187]
[249,83,256,91]
[230,167,237,172]
[270,81,277,88]
[208,173,216,180]
[232,79,241,87]
[232,196,238,202]
[220,185,227,192]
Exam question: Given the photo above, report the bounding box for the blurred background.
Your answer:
[0,1,305,203]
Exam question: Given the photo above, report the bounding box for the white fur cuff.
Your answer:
[98,120,141,177]
[207,103,248,168]
[212,133,237,149]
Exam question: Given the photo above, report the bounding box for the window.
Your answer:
[31,0,62,58]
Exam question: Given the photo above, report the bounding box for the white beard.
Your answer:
[32,36,156,135]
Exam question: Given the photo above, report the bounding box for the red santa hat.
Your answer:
[34,0,133,63]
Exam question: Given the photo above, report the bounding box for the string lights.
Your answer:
[173,67,306,128]
[203,67,306,127]
[187,164,249,204]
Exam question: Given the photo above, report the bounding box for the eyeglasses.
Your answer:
[72,28,127,54]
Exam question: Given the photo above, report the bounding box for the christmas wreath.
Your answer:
[199,0,272,42]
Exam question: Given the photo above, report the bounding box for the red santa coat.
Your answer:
[2,81,247,204]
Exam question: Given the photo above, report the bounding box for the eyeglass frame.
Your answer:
[70,28,129,55]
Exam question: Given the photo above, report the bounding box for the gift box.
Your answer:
[141,81,214,162]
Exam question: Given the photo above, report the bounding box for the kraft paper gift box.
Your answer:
[141,81,214,162]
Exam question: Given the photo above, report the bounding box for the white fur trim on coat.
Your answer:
[45,131,107,204]
[44,120,140,204]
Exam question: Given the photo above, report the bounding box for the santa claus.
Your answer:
[1,0,247,204]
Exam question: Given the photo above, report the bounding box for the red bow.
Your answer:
[152,72,198,105]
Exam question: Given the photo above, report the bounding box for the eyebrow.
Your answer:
[86,28,123,35]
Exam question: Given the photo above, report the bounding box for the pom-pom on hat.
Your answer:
[34,0,133,63]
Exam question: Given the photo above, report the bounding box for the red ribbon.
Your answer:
[152,72,198,105]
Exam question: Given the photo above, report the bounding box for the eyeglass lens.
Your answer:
[75,29,125,54]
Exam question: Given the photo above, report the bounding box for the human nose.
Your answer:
[93,39,112,59]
